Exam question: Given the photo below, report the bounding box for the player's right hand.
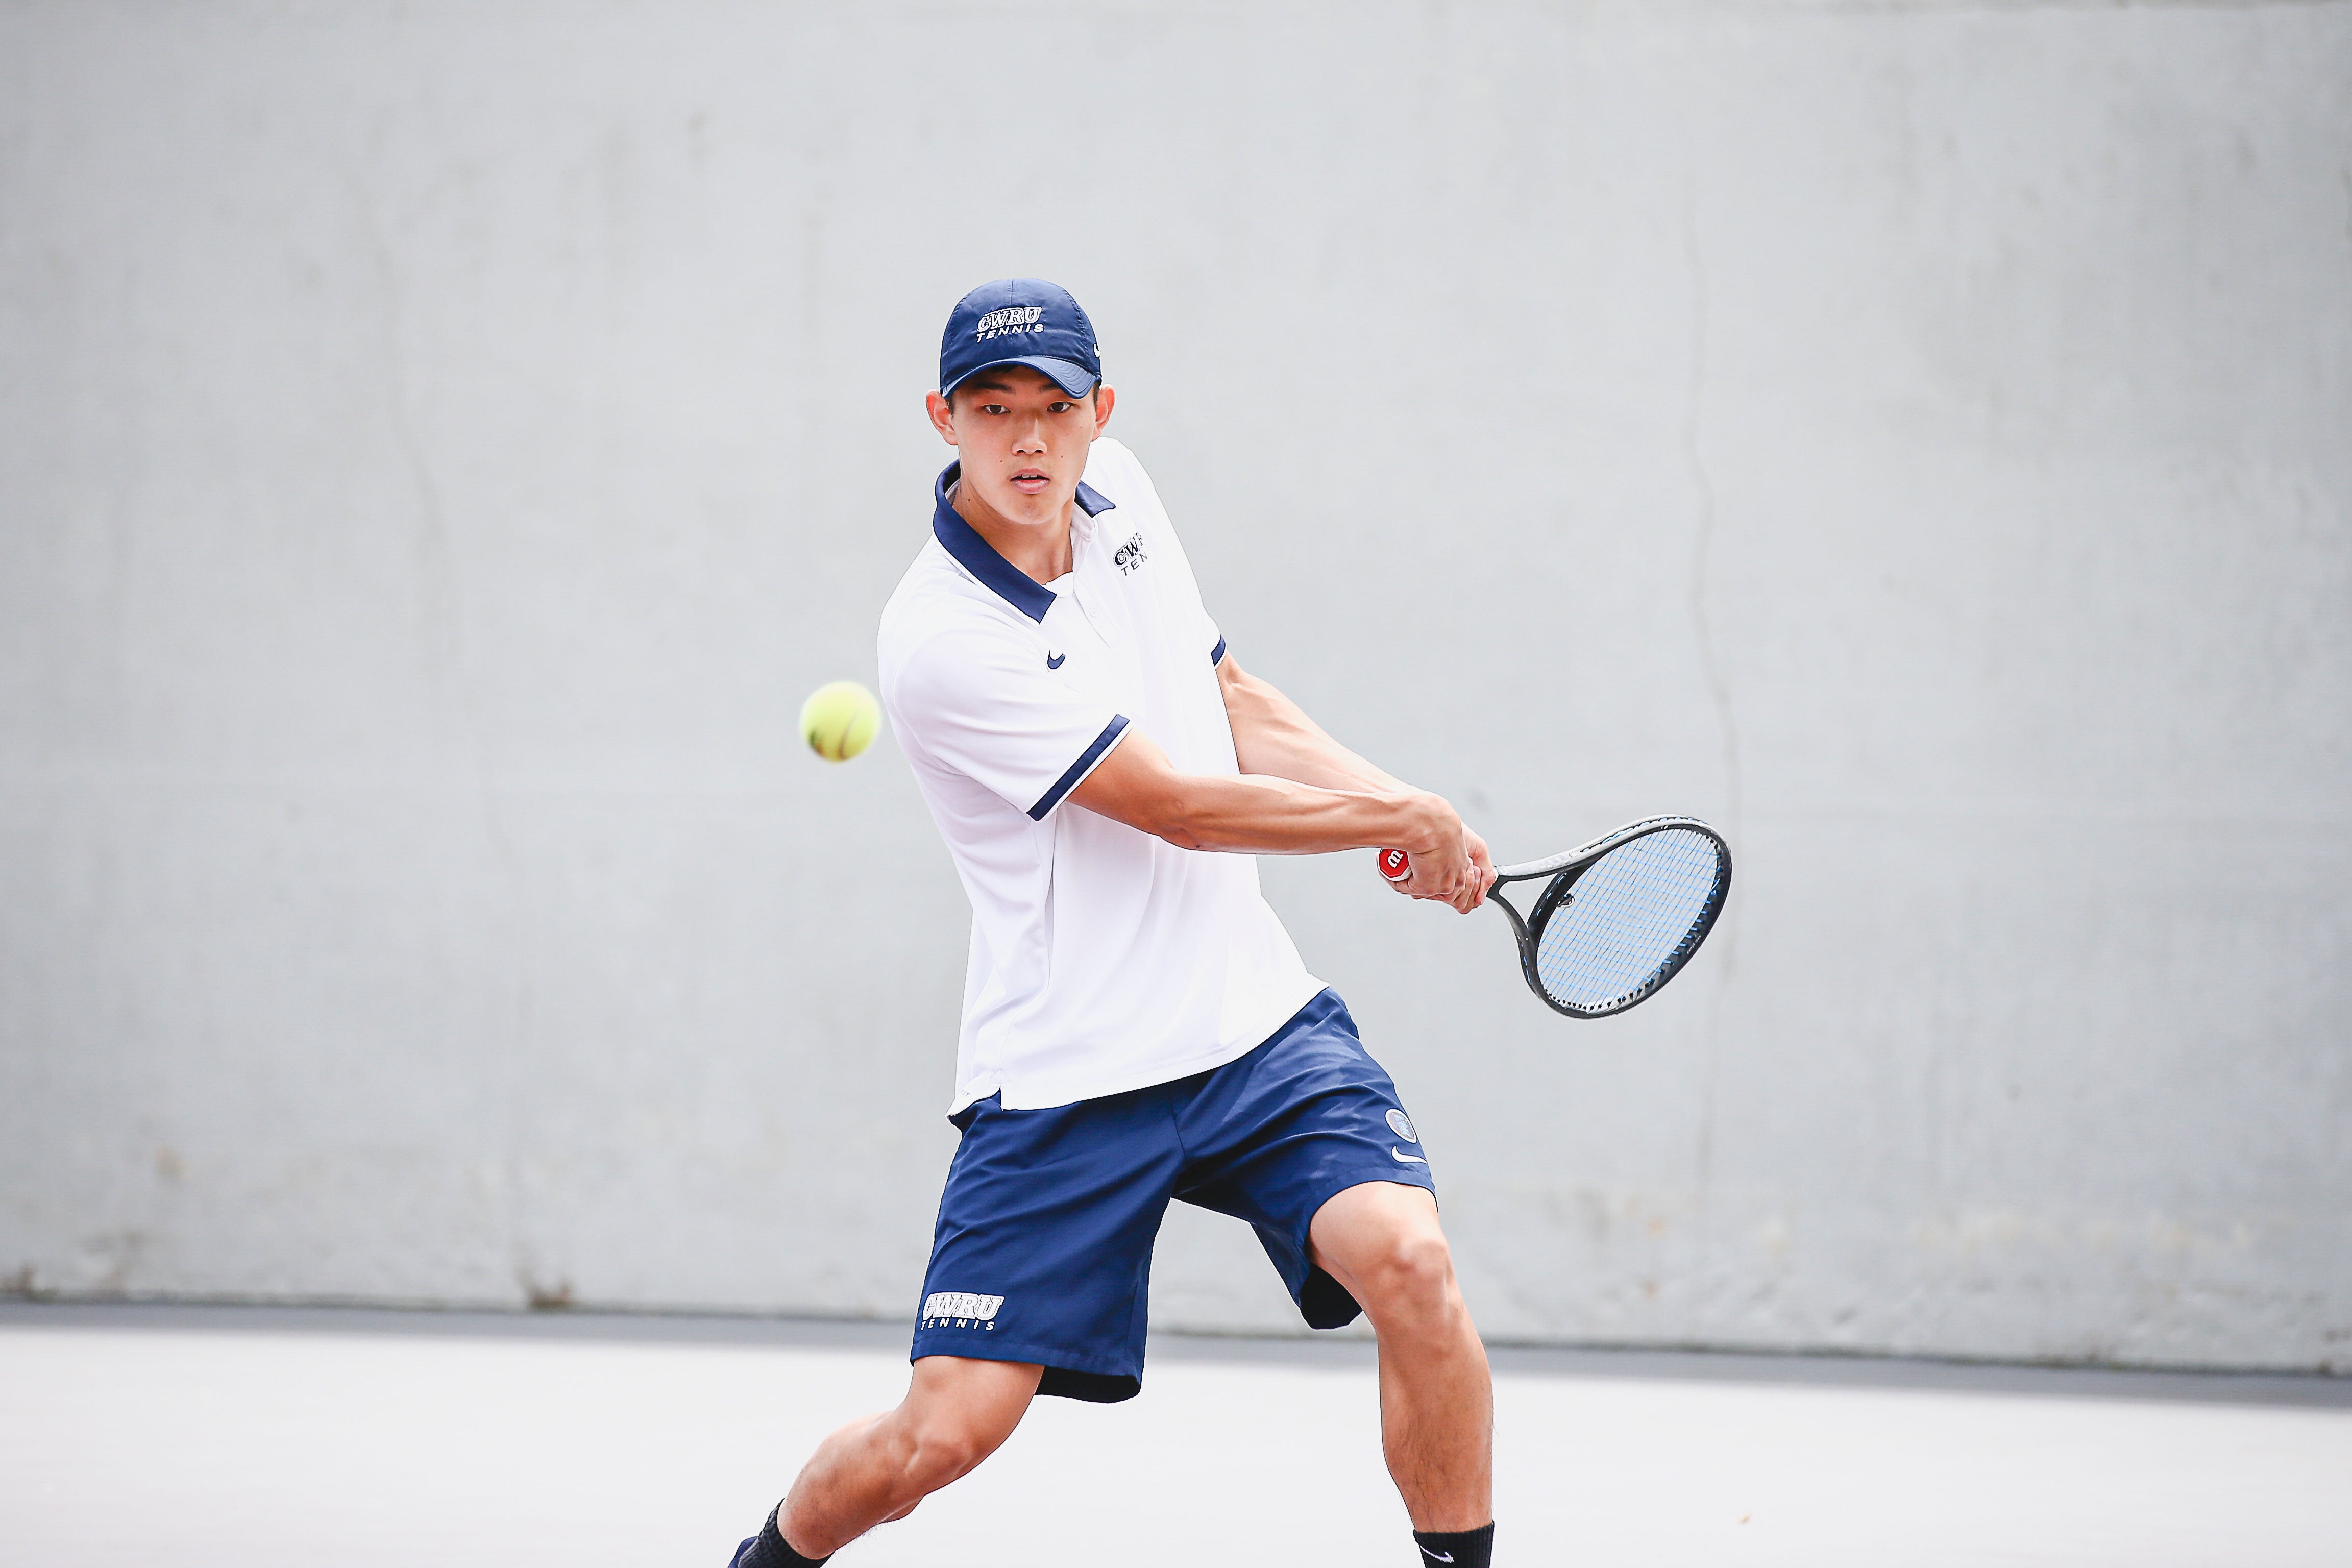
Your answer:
[1392,797,1493,914]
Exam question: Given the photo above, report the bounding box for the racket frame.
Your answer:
[1483,815,1732,1018]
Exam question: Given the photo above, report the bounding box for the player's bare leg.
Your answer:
[1309,1181,1494,1533]
[772,1355,1042,1559]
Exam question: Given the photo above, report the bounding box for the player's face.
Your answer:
[926,366,1116,531]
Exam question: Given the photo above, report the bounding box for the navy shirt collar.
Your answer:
[931,462,1116,624]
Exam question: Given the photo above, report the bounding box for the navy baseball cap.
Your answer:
[938,278,1102,399]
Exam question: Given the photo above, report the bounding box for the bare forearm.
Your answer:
[1148,772,1448,857]
[1071,727,1451,858]
[1219,659,1409,794]
[1069,714,1490,911]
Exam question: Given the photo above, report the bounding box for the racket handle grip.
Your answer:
[1378,848,1412,883]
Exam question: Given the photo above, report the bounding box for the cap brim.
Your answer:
[942,356,1098,399]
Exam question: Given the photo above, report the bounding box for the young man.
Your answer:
[730,279,1500,1567]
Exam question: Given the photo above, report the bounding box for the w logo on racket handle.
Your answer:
[1378,848,1413,883]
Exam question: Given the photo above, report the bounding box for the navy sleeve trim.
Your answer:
[1028,715,1131,821]
[1209,634,1227,667]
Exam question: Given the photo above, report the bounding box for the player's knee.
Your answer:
[900,1414,998,1492]
[1359,1230,1460,1323]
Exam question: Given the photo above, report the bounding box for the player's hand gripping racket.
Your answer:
[1379,817,1731,1018]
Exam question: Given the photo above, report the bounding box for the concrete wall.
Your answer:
[4,1,2347,1370]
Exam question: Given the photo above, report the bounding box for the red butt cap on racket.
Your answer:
[1378,848,1412,883]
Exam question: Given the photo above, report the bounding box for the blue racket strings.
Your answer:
[1533,828,1726,1013]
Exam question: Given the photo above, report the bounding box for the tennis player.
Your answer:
[729,279,1499,1568]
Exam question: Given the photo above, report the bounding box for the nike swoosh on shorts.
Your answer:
[1391,1147,1428,1165]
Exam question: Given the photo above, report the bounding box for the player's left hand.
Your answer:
[1457,829,1497,914]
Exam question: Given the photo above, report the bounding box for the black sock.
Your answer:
[1412,1522,1494,1568]
[731,1504,829,1568]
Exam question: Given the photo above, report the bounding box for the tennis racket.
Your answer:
[1379,816,1731,1018]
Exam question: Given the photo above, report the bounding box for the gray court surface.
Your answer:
[5,1305,2347,1566]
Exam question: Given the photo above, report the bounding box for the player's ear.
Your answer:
[926,389,959,446]
[1089,383,1115,438]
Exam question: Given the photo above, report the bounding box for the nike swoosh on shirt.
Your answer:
[1391,1147,1428,1165]
[1046,652,1066,669]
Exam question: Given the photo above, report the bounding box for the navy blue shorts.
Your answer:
[910,989,1435,1403]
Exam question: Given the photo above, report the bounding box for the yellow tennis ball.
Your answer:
[799,680,880,762]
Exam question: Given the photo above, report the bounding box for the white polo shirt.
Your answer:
[877,436,1326,1113]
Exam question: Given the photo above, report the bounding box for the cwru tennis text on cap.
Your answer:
[939,278,1102,399]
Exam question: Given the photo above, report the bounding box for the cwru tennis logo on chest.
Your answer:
[1112,531,1148,575]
